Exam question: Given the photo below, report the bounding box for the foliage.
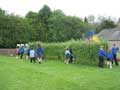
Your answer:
[0,6,114,48]
[95,16,116,33]
[84,16,88,23]
[29,40,108,65]
[26,6,95,42]
[0,9,33,48]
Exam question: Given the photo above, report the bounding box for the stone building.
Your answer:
[97,28,120,48]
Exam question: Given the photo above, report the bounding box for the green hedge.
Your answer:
[29,40,108,65]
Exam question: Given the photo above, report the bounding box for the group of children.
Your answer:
[98,44,119,69]
[16,43,119,68]
[16,44,44,64]
[16,44,75,65]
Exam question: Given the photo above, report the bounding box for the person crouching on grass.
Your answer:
[36,43,44,64]
[64,48,70,64]
[98,46,106,68]
[106,49,113,69]
[30,47,36,63]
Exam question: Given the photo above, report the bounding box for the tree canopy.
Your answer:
[0,5,117,48]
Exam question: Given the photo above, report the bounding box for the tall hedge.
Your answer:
[29,40,108,65]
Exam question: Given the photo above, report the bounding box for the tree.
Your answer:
[100,19,116,29]
[48,10,95,42]
[38,5,52,42]
[0,8,5,16]
[25,11,38,25]
[0,12,33,48]
[84,17,88,23]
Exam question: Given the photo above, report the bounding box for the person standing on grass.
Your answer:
[20,45,24,59]
[106,49,113,69]
[64,48,71,64]
[112,44,119,66]
[98,46,106,68]
[16,46,21,59]
[24,45,28,60]
[30,47,36,63]
[26,47,31,60]
[36,43,44,64]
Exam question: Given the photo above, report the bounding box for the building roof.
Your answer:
[97,28,120,41]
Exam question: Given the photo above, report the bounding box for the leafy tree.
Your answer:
[25,11,38,25]
[100,19,116,29]
[95,17,116,33]
[48,10,94,42]
[38,5,52,42]
[0,12,33,48]
[84,16,88,23]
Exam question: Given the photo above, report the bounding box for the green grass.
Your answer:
[0,56,120,90]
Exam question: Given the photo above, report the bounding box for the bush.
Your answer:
[29,40,108,65]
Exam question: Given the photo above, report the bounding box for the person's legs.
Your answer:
[26,55,28,60]
[107,58,109,66]
[38,57,40,64]
[72,58,75,63]
[109,61,112,69]
[107,61,109,66]
[30,58,32,63]
[66,59,70,64]
[101,57,104,67]
[113,54,119,66]
[16,52,20,59]
[38,57,42,64]
[64,59,67,64]
[69,56,72,63]
[20,52,23,59]
[99,56,104,67]
[26,53,29,60]
[33,57,36,63]
[98,56,101,67]
[64,55,68,64]
[40,57,43,63]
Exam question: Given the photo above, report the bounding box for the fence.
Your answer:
[0,49,17,56]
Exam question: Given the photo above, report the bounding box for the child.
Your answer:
[26,47,31,60]
[20,45,24,59]
[24,45,28,60]
[112,44,119,66]
[36,43,44,64]
[16,46,21,59]
[30,47,36,63]
[98,46,106,68]
[106,49,113,69]
[69,48,75,63]
[64,48,70,64]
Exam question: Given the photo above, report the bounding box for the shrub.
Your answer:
[29,40,108,65]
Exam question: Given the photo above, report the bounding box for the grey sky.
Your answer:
[0,0,120,19]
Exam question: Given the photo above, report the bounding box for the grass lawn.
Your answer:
[0,56,120,90]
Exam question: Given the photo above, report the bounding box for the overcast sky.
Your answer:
[0,0,120,19]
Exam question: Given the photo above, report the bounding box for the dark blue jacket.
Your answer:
[20,47,24,53]
[27,48,31,54]
[36,48,44,56]
[18,47,21,53]
[112,47,117,55]
[98,50,106,57]
[106,52,113,60]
